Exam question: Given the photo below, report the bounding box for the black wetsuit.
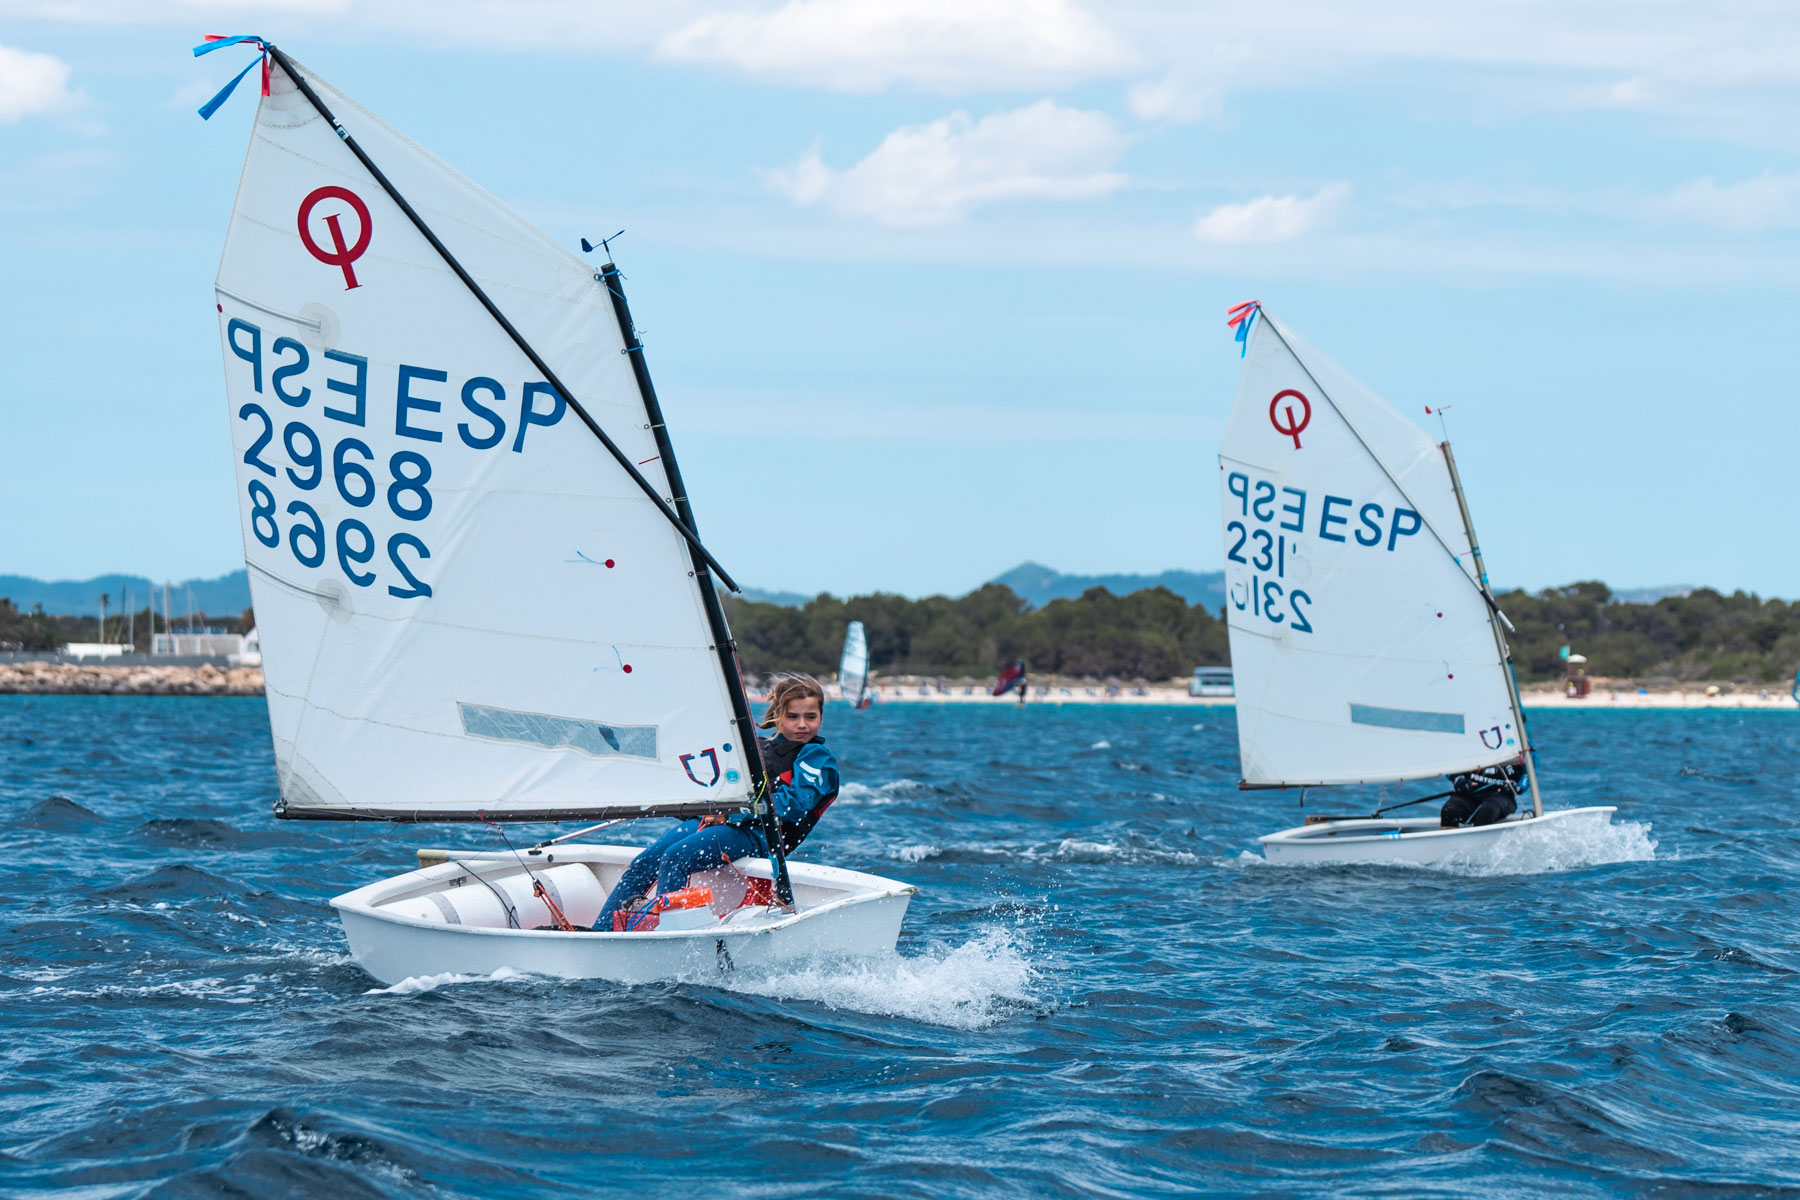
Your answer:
[1441,763,1525,828]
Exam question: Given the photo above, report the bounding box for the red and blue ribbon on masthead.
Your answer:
[1226,300,1261,357]
[192,35,270,120]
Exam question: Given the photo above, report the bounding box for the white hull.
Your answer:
[1258,806,1618,866]
[330,844,916,987]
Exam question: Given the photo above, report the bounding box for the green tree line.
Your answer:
[7,582,1795,684]
[725,583,1228,680]
[726,581,1800,684]
[1496,583,1800,683]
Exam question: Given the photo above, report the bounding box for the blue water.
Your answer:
[3,697,1797,1198]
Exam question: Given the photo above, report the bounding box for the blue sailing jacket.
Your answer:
[731,735,840,855]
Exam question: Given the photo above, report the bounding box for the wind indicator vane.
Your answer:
[1226,299,1262,357]
[192,35,271,120]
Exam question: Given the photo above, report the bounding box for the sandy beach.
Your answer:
[1,663,1792,709]
[1517,682,1796,710]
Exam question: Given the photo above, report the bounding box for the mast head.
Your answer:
[580,230,627,265]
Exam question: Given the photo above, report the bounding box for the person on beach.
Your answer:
[1440,761,1526,828]
[594,674,841,930]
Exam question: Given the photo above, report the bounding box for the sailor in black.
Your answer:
[1440,762,1526,828]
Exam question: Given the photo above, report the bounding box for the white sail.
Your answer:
[213,57,752,818]
[839,621,870,707]
[1219,312,1520,787]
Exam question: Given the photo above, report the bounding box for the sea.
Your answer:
[3,696,1797,1199]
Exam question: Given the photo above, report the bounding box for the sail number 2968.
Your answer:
[1225,524,1313,633]
[239,405,432,599]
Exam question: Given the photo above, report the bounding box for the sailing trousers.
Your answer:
[594,819,759,929]
[1440,791,1518,828]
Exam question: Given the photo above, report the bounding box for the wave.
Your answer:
[136,817,257,850]
[1047,837,1201,866]
[14,795,104,831]
[888,837,1199,867]
[1440,815,1658,876]
[365,965,532,996]
[732,926,1045,1031]
[93,863,253,904]
[837,779,930,805]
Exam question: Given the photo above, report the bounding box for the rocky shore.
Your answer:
[0,661,264,696]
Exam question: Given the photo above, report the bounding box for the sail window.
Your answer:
[1347,704,1465,735]
[458,703,658,759]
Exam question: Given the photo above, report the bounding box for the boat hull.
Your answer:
[1258,806,1618,866]
[330,844,916,987]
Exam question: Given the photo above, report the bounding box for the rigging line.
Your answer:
[455,859,522,929]
[260,44,740,594]
[1256,317,1499,616]
[483,819,576,931]
[313,818,407,875]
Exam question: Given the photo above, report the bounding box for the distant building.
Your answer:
[1190,666,1234,697]
[152,632,249,657]
[64,643,126,660]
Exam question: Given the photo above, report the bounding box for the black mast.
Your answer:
[597,258,794,905]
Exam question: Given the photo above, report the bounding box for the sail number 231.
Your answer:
[1225,525,1313,633]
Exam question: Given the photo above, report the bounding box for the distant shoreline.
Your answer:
[2,662,1794,710]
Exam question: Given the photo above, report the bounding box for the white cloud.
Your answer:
[765,100,1128,226]
[1193,183,1348,244]
[1654,170,1800,232]
[1127,72,1222,124]
[658,0,1132,92]
[0,43,77,123]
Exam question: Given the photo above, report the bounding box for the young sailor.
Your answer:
[1440,761,1526,828]
[594,674,841,929]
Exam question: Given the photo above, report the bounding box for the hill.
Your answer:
[991,562,1225,611]
[0,571,251,619]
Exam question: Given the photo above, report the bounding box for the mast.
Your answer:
[1440,441,1543,817]
[597,257,794,905]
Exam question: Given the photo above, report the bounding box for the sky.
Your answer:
[3,1,1799,600]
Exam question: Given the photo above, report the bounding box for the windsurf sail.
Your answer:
[1219,310,1523,788]
[839,621,871,709]
[207,48,760,822]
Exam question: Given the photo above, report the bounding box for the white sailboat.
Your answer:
[201,40,914,984]
[839,620,872,709]
[1218,303,1615,865]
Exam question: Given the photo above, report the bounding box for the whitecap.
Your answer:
[1089,740,1112,750]
[837,779,927,806]
[1440,816,1658,876]
[891,843,942,864]
[1046,838,1199,866]
[366,964,530,996]
[731,927,1044,1031]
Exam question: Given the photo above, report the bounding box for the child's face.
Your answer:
[777,696,822,743]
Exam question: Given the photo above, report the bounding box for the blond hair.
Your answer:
[759,673,825,728]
